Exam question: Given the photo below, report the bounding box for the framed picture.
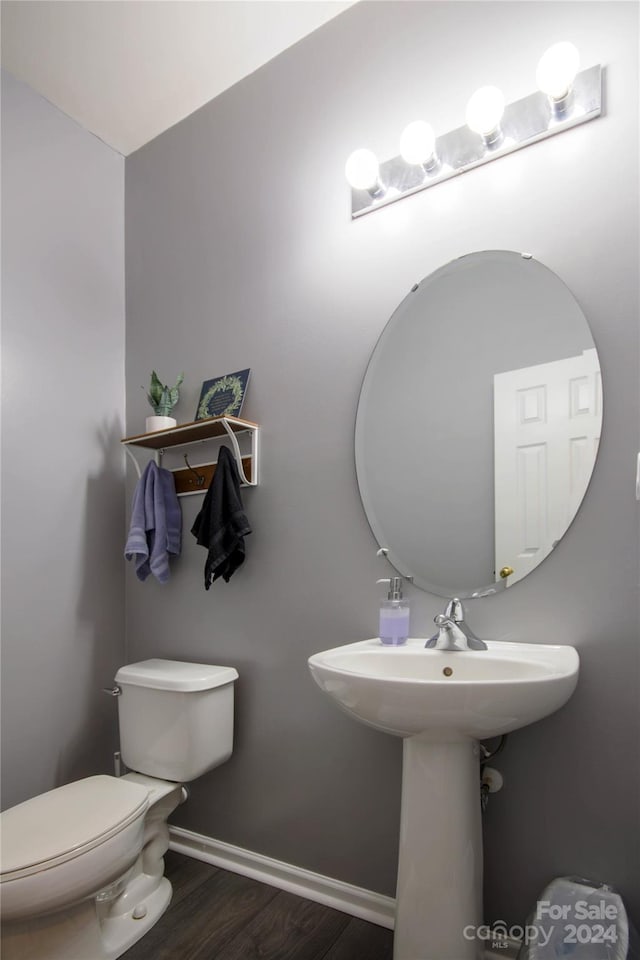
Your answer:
[194,369,251,421]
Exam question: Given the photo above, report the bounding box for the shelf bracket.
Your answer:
[219,418,259,486]
[124,444,143,480]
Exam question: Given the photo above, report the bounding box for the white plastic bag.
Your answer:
[518,876,639,960]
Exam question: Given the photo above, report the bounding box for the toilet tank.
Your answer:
[114,659,238,782]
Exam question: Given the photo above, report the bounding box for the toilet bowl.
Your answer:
[1,776,149,922]
[0,659,238,960]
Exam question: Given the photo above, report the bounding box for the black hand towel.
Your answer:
[191,445,252,588]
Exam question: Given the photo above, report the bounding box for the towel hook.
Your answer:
[183,454,206,487]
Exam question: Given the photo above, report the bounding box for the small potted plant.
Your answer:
[144,371,184,432]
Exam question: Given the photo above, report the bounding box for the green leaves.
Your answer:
[145,371,184,416]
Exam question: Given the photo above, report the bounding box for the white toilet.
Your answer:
[0,658,238,960]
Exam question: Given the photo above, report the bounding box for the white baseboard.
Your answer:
[169,826,521,959]
[168,826,396,929]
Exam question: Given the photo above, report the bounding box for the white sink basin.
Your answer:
[308,638,579,740]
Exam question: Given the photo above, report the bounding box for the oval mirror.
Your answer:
[355,251,602,598]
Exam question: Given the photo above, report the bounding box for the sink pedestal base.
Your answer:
[394,737,483,960]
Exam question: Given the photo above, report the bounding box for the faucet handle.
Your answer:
[443,599,488,650]
[435,614,455,628]
[426,611,488,651]
[428,614,470,651]
[444,598,464,621]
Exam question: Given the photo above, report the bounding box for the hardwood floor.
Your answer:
[123,851,394,960]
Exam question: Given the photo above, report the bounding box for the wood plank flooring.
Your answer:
[123,850,394,960]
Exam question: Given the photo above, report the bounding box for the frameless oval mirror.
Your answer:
[355,251,602,598]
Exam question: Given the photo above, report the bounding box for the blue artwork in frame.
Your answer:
[195,369,251,420]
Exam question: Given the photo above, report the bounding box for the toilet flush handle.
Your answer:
[102,685,122,696]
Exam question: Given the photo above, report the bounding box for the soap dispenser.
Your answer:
[377,577,410,646]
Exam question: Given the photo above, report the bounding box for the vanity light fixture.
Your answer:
[346,43,602,219]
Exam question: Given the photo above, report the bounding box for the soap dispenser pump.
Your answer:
[377,577,410,646]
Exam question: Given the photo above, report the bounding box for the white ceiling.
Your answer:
[1,0,354,155]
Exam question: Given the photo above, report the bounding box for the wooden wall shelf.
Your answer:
[121,415,260,495]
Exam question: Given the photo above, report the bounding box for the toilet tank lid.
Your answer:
[115,659,238,692]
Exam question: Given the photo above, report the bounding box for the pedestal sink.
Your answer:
[308,638,579,960]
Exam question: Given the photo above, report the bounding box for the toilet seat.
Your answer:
[0,775,149,882]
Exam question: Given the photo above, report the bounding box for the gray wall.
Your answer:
[125,0,639,927]
[1,71,126,809]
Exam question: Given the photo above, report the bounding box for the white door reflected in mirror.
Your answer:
[494,347,601,585]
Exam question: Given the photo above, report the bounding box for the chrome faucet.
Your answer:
[425,598,488,651]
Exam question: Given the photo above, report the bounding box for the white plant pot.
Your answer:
[145,416,177,433]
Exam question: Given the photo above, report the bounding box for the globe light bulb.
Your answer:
[345,148,381,191]
[465,86,505,140]
[536,42,580,100]
[399,121,437,166]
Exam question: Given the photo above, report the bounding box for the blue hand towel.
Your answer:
[125,461,181,583]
